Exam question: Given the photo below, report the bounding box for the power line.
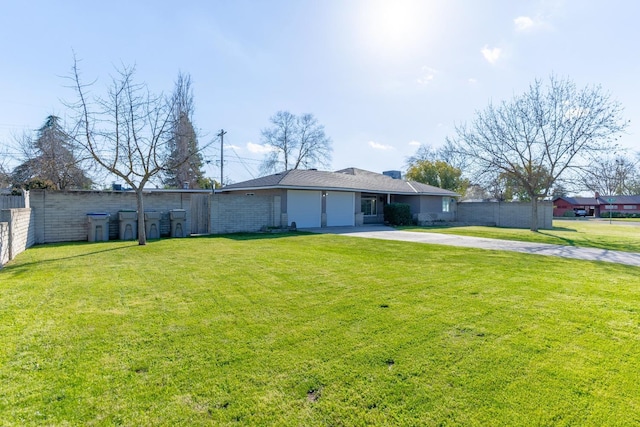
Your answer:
[230,146,257,179]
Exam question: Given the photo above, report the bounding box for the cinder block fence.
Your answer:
[29,190,200,244]
[0,189,553,268]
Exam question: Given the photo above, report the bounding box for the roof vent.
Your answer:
[383,170,402,180]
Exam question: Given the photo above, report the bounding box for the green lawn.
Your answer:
[402,219,640,253]
[1,234,640,426]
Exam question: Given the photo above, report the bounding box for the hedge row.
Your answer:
[599,212,640,219]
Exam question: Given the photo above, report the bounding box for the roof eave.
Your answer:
[220,184,457,196]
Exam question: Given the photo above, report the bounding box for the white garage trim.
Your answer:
[287,190,322,228]
[326,191,355,226]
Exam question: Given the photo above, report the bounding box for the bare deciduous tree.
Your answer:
[580,155,638,196]
[260,111,332,174]
[407,143,469,171]
[446,75,628,230]
[67,59,197,245]
[0,146,12,188]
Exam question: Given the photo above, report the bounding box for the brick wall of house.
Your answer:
[211,193,279,234]
[29,190,200,244]
[553,199,575,217]
[457,201,553,229]
[0,208,35,268]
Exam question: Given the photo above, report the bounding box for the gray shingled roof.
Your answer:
[596,195,640,204]
[221,168,458,196]
[555,195,640,205]
[555,196,600,205]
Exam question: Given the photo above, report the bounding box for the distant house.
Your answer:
[219,168,458,228]
[553,194,640,217]
[553,196,600,217]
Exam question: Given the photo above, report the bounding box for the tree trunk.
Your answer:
[530,197,539,232]
[136,189,147,245]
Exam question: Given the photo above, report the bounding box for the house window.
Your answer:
[624,205,637,210]
[442,197,451,213]
[361,197,377,216]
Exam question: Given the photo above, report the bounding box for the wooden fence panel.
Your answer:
[190,194,211,235]
[0,196,25,209]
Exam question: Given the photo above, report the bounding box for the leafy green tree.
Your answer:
[405,159,469,194]
[493,165,553,202]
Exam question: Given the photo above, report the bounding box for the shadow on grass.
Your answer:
[535,230,577,247]
[2,232,317,274]
[2,241,142,273]
[191,231,315,241]
[548,226,578,232]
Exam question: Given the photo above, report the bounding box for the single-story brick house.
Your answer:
[219,168,458,228]
[553,196,600,217]
[553,194,640,217]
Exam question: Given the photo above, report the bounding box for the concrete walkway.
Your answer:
[303,225,640,267]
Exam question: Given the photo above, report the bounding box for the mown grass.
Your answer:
[1,234,640,426]
[402,219,640,253]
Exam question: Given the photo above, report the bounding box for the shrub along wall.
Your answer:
[600,212,640,219]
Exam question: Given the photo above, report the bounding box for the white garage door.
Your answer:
[287,190,322,228]
[326,191,355,226]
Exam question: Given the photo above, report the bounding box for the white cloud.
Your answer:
[227,144,242,150]
[514,15,552,32]
[514,16,535,31]
[408,140,421,147]
[481,45,502,64]
[417,66,437,85]
[468,77,478,84]
[368,141,394,150]
[246,142,274,154]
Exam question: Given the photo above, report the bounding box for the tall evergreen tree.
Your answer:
[164,73,204,189]
[11,115,91,190]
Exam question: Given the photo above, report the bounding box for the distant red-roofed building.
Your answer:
[553,193,640,217]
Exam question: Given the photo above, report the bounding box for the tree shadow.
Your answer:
[1,241,142,273]
[2,232,315,274]
[548,226,577,232]
[535,230,578,247]
[191,231,314,242]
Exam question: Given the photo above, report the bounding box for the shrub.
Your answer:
[599,211,640,219]
[384,203,413,225]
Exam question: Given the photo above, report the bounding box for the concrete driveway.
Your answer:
[303,225,640,267]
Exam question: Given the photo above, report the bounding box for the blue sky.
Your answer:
[1,0,638,185]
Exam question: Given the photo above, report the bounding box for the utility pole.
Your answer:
[218,129,227,186]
